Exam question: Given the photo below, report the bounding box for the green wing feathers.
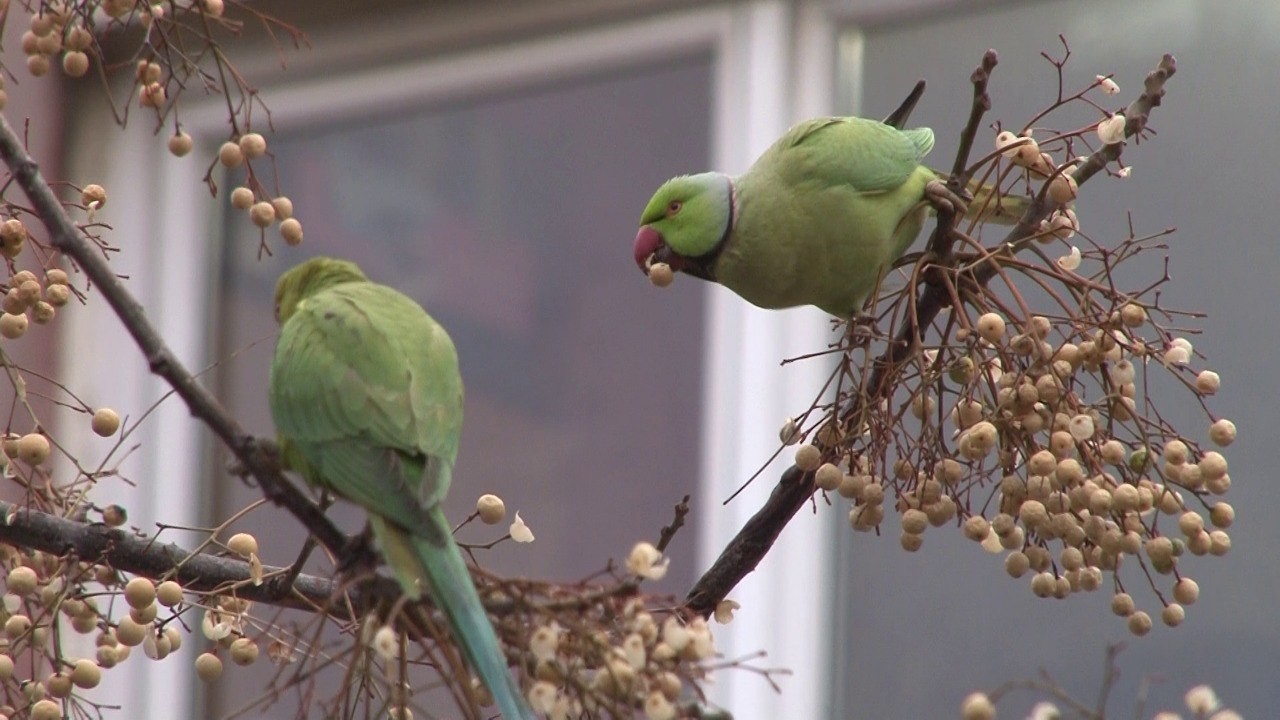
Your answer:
[723,116,939,317]
[764,116,934,193]
[270,280,462,511]
[269,258,532,720]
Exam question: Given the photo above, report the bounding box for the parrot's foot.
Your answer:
[335,524,380,580]
[843,313,878,347]
[924,179,970,218]
[226,436,281,478]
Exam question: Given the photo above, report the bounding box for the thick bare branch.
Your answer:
[0,112,349,559]
[0,499,348,611]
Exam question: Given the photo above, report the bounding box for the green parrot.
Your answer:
[634,116,1007,318]
[268,257,533,720]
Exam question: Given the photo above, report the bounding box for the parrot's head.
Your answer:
[633,172,732,281]
[274,257,368,324]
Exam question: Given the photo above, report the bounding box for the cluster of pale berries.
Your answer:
[202,498,528,711]
[18,5,95,81]
[787,300,1235,636]
[359,539,721,720]
[0,525,287,720]
[475,492,536,542]
[993,75,1130,260]
[193,532,273,682]
[1152,684,1242,720]
[143,84,305,247]
[105,1,230,111]
[0,547,194,720]
[17,1,223,84]
[0,213,98,336]
[218,133,306,247]
[960,683,1240,720]
[0,403,118,475]
[515,599,716,720]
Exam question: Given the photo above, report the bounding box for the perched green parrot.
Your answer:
[634,115,1005,318]
[268,257,533,720]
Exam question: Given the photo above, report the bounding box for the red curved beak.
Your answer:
[633,225,664,272]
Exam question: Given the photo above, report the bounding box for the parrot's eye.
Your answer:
[666,200,683,215]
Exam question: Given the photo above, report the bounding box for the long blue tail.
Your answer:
[373,510,534,720]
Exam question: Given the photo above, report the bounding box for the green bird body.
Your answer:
[634,116,939,318]
[268,257,532,720]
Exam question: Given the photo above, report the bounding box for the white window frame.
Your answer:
[61,2,847,717]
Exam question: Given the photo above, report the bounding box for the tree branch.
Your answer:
[0,112,349,559]
[0,499,353,612]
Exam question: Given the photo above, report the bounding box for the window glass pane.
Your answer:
[210,54,711,717]
[833,2,1276,717]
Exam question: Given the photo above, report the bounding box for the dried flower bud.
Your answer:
[1057,246,1081,271]
[1096,113,1127,145]
[509,512,534,543]
[714,598,740,624]
[1185,685,1221,715]
[627,541,669,580]
[961,692,996,720]
[995,130,1023,158]
[31,301,54,324]
[779,416,802,446]
[371,625,398,660]
[1048,173,1078,204]
[528,624,559,661]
